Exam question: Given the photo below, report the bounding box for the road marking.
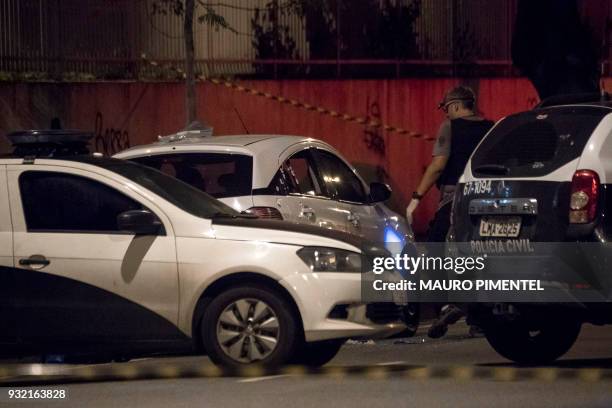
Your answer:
[377,361,407,366]
[238,375,290,383]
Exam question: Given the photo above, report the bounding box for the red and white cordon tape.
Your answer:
[142,55,434,142]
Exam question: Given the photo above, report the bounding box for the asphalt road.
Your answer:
[2,322,612,408]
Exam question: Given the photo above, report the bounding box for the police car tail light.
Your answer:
[569,170,599,224]
[242,207,283,220]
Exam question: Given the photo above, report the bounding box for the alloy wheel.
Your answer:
[216,298,280,363]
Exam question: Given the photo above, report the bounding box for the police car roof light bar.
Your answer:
[6,130,94,159]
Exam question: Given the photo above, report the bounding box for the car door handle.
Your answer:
[19,256,50,267]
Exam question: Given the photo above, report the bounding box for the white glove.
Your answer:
[406,198,420,226]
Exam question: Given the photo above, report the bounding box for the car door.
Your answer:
[0,164,17,345]
[273,149,348,232]
[311,149,383,242]
[7,164,182,347]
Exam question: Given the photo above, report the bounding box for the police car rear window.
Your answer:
[471,107,609,178]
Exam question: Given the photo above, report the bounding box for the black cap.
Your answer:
[437,86,476,110]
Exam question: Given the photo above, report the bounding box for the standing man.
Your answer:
[406,86,494,338]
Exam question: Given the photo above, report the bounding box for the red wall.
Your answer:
[0,78,549,233]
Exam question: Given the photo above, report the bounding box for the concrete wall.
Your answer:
[0,78,548,233]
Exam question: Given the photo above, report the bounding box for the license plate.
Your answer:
[479,217,522,238]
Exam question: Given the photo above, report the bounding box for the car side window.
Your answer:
[312,150,367,203]
[130,153,253,199]
[268,163,296,195]
[19,171,144,233]
[283,150,323,196]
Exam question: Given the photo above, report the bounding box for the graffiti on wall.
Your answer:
[93,112,130,156]
[363,98,386,156]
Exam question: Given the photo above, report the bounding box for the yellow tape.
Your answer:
[404,367,431,380]
[155,364,181,379]
[534,368,558,382]
[493,367,516,382]
[578,369,602,382]
[2,363,612,386]
[322,366,348,380]
[450,366,474,381]
[140,55,434,141]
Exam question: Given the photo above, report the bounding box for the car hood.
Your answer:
[211,217,389,258]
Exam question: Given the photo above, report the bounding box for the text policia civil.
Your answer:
[370,253,544,293]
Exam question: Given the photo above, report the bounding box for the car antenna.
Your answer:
[234,107,250,134]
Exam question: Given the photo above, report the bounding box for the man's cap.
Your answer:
[438,86,476,110]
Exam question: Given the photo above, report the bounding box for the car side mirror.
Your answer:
[117,209,162,235]
[369,182,392,203]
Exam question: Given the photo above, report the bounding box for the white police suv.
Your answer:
[451,94,612,364]
[0,131,406,367]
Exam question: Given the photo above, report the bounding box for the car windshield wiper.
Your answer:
[473,164,510,175]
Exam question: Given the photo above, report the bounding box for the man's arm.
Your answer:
[415,155,449,197]
[405,121,451,225]
[416,120,451,197]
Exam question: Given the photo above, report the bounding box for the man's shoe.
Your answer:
[427,320,448,339]
[427,305,464,339]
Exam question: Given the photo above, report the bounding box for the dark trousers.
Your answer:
[426,201,453,243]
[426,201,454,316]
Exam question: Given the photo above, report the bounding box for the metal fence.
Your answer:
[0,0,609,79]
[1,0,141,77]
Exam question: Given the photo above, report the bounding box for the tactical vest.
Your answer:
[438,118,494,187]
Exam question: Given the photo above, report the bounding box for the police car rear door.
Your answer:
[453,106,611,243]
[7,162,182,348]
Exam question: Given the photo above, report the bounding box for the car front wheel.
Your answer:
[201,285,299,367]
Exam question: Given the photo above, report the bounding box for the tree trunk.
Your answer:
[184,0,197,125]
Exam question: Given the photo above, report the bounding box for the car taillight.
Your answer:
[569,170,599,224]
[242,207,283,220]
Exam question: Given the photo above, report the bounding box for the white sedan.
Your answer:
[115,133,414,252]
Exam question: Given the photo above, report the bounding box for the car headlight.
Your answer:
[297,247,363,273]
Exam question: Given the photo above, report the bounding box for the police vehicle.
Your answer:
[0,130,406,367]
[451,93,612,364]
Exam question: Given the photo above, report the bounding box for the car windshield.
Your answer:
[65,156,240,219]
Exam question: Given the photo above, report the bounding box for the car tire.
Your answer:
[291,339,345,367]
[484,319,581,365]
[201,285,299,367]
